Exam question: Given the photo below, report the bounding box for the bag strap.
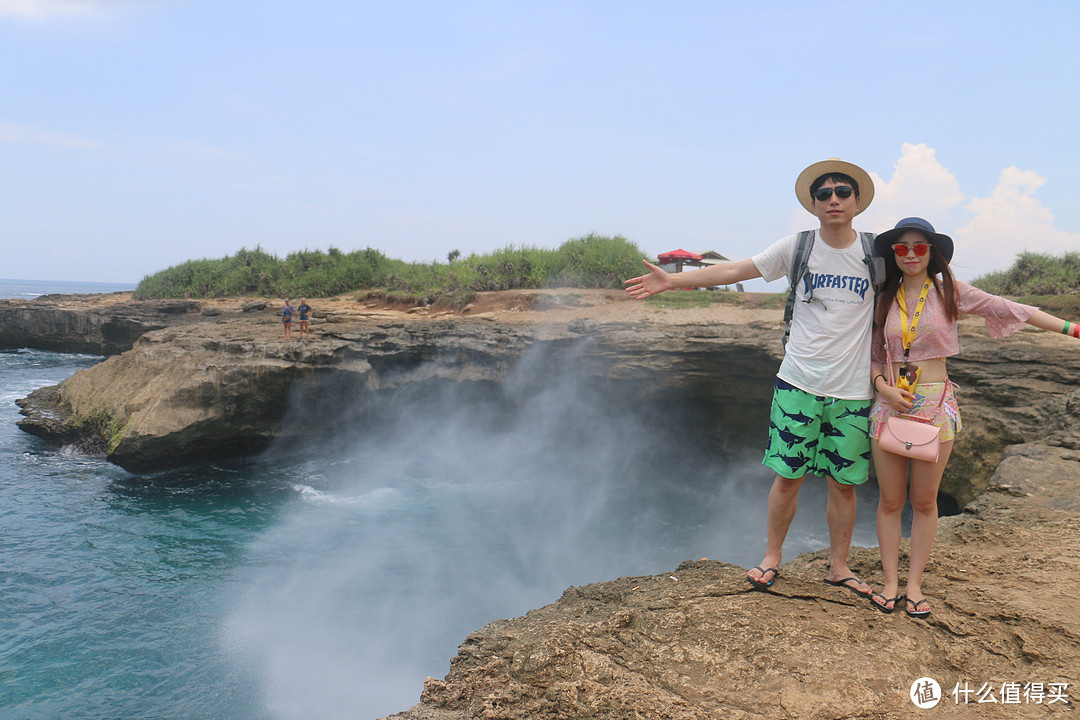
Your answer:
[782,229,814,348]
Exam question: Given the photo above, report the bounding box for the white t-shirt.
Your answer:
[752,231,874,400]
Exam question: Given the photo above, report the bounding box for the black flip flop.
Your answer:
[823,576,872,598]
[870,592,904,614]
[746,565,779,590]
[906,596,931,618]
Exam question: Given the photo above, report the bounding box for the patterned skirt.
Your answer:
[870,381,961,442]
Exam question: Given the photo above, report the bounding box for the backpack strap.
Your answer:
[782,230,814,349]
[782,230,884,348]
[860,231,885,327]
[860,231,885,292]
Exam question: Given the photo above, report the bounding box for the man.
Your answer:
[624,158,876,598]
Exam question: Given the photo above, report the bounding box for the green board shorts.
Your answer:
[762,378,871,486]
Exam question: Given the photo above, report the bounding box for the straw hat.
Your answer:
[794,158,874,215]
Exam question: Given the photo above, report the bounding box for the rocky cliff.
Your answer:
[8,291,1079,509]
[5,290,1080,718]
[0,294,210,355]
[10,292,786,473]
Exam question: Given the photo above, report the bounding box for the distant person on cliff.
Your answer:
[281,299,294,341]
[625,158,879,599]
[297,299,312,339]
[867,217,1078,618]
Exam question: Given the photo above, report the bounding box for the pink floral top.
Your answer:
[871,280,1038,365]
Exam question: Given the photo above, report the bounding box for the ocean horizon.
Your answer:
[0,277,137,301]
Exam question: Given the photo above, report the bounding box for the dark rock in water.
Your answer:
[0,295,200,355]
[0,300,158,355]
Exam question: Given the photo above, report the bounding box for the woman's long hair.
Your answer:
[874,240,959,328]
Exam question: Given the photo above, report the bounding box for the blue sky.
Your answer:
[2,0,1078,286]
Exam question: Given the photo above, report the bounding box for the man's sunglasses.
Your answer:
[813,186,854,201]
[891,242,931,257]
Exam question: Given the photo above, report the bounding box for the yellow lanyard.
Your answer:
[897,279,932,357]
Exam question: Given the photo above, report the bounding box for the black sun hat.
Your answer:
[873,217,955,263]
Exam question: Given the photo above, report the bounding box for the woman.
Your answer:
[281,299,294,341]
[868,217,1078,618]
[297,298,312,339]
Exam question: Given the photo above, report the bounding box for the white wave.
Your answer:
[291,484,399,507]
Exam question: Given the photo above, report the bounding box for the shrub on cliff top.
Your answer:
[134,235,648,300]
[971,251,1080,296]
[549,233,645,288]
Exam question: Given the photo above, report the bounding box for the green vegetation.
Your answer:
[971,251,1080,318]
[972,251,1080,297]
[134,234,647,305]
[74,406,128,454]
[1005,294,1080,318]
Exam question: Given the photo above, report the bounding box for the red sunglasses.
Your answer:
[892,242,931,257]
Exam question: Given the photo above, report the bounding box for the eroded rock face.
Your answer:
[14,314,780,473]
[943,336,1080,507]
[10,294,1080,506]
[0,295,203,355]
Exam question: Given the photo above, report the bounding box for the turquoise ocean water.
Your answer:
[0,279,878,719]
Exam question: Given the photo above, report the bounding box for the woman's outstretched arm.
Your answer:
[1026,310,1080,337]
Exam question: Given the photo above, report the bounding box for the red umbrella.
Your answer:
[657,249,703,278]
[657,249,702,264]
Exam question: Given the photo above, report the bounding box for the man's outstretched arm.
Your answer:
[624,258,763,299]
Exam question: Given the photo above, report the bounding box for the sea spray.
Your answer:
[220,337,878,719]
[1,341,876,719]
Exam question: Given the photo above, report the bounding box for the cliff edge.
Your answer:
[385,440,1080,720]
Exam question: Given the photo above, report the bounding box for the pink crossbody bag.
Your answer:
[877,337,943,463]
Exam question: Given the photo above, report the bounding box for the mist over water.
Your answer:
[221,339,879,718]
[2,318,877,719]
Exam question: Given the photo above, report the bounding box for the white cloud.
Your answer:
[788,143,966,237]
[862,143,966,236]
[953,167,1080,279]
[0,120,103,148]
[821,142,1079,281]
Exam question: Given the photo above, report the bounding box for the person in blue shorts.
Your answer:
[297,298,312,339]
[625,158,877,598]
[281,299,294,341]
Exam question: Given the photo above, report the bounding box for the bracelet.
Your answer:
[1063,321,1072,336]
[873,373,886,391]
[1065,321,1080,339]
